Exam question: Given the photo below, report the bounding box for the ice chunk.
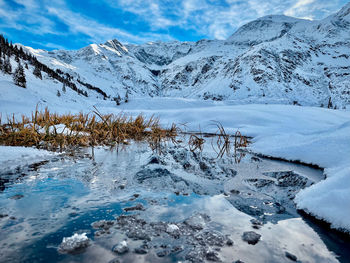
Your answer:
[112,240,129,254]
[166,224,179,233]
[58,233,90,253]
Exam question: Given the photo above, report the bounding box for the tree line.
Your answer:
[0,34,132,105]
[0,34,107,98]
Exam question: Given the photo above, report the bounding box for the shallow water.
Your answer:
[0,142,349,263]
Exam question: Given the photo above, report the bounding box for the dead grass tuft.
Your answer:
[0,106,178,152]
[211,121,231,158]
[210,121,248,160]
[0,107,249,162]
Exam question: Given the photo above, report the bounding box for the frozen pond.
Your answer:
[0,140,349,263]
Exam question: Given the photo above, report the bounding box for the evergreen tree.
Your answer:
[62,83,66,93]
[13,62,26,88]
[57,90,61,97]
[33,64,42,79]
[328,97,333,109]
[114,94,121,105]
[4,56,12,74]
[124,91,129,103]
[0,56,3,72]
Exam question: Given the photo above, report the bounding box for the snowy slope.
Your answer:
[0,56,108,118]
[3,3,345,109]
[227,15,304,45]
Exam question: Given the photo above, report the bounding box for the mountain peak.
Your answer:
[303,2,350,40]
[104,39,129,54]
[256,14,303,23]
[335,2,350,20]
[227,14,302,45]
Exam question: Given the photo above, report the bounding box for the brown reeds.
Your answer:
[0,107,249,162]
[210,121,248,159]
[211,121,231,158]
[188,134,205,154]
[147,123,180,154]
[0,106,178,152]
[234,130,248,154]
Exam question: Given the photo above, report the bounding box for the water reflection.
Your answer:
[0,144,348,263]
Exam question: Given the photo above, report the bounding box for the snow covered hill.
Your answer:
[1,3,350,110]
[2,2,345,109]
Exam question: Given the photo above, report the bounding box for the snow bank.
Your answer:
[295,166,350,231]
[0,146,56,171]
[252,121,350,232]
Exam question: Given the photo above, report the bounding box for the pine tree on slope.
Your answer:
[0,56,3,72]
[4,56,12,74]
[0,47,2,71]
[13,62,26,88]
[33,64,42,79]
[114,94,121,105]
[124,91,129,103]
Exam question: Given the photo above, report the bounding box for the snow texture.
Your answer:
[0,146,56,171]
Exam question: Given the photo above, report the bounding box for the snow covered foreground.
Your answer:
[1,98,350,232]
[0,146,56,171]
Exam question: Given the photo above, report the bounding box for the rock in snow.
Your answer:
[285,251,298,261]
[242,231,261,245]
[112,240,129,254]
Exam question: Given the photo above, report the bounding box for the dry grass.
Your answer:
[0,107,249,162]
[211,121,231,158]
[147,123,179,154]
[0,106,178,152]
[234,130,248,154]
[210,121,248,160]
[188,134,205,153]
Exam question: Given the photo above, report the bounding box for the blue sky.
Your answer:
[0,0,348,50]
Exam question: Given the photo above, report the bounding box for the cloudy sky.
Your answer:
[0,0,348,50]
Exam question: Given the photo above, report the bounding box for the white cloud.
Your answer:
[0,0,348,48]
[30,40,67,50]
[284,0,316,17]
[47,5,175,44]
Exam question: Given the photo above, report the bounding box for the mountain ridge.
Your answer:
[2,3,350,109]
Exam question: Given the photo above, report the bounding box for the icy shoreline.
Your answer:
[99,101,350,233]
[1,100,350,232]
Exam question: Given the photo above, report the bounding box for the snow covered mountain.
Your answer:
[3,2,350,108]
